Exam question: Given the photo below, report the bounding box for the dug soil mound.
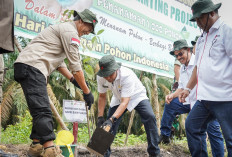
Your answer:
[2,144,191,157]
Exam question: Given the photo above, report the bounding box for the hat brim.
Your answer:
[169,45,190,56]
[77,12,96,34]
[190,3,221,22]
[97,63,121,77]
[170,51,174,56]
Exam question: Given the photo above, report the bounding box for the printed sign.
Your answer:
[14,0,200,78]
[62,100,87,123]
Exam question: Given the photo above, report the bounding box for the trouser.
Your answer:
[186,100,230,157]
[14,63,55,144]
[104,99,160,157]
[161,98,224,157]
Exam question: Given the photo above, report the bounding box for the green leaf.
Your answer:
[91,36,97,44]
[83,57,91,64]
[68,13,72,19]
[63,9,69,16]
[84,64,94,80]
[70,10,74,15]
[97,29,104,35]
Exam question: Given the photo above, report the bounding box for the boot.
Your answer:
[41,146,64,157]
[27,143,43,157]
[158,135,170,144]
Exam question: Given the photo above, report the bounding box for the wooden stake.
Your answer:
[86,106,91,139]
[48,97,68,130]
[124,110,135,146]
[152,74,160,134]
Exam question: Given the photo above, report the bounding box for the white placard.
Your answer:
[62,100,87,123]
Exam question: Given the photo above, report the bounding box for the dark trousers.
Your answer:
[14,63,55,144]
[104,99,160,157]
[161,98,224,157]
[186,100,232,157]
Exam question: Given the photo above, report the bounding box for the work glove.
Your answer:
[83,92,94,110]
[71,78,89,89]
[101,119,113,132]
[97,116,105,128]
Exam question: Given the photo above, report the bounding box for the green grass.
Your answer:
[1,111,32,144]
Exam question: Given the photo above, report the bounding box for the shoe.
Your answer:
[41,146,64,157]
[158,135,170,144]
[27,143,43,157]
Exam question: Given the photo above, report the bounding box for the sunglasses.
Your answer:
[175,51,184,58]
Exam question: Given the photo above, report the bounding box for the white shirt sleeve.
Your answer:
[223,25,232,59]
[97,76,108,93]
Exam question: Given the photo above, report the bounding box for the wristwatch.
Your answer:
[111,116,117,123]
[184,88,192,93]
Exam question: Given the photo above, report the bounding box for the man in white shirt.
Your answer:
[96,55,160,157]
[159,39,224,156]
[179,0,232,156]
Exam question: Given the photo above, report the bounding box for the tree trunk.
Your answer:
[124,110,135,146]
[152,74,160,134]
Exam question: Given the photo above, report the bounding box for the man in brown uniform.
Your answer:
[14,9,98,157]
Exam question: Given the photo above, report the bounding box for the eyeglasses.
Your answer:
[175,51,184,58]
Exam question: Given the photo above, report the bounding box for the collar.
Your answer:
[202,18,224,36]
[70,21,79,35]
[113,69,120,83]
[182,54,195,71]
[209,18,224,33]
[116,69,120,80]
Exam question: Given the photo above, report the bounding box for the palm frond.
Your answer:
[141,76,153,102]
[1,82,18,127]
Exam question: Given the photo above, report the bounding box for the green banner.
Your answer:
[14,0,200,78]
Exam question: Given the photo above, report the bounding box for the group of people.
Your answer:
[159,0,232,156]
[1,0,230,156]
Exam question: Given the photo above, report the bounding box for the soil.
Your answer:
[1,144,191,157]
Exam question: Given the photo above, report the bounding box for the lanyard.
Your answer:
[196,32,209,99]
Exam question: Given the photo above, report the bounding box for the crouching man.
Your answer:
[96,55,161,157]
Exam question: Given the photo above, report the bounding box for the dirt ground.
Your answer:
[1,143,191,157]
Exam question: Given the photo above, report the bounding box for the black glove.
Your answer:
[83,92,94,110]
[71,78,89,89]
[97,116,105,128]
[101,119,113,131]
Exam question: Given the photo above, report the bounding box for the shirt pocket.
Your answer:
[209,37,224,58]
